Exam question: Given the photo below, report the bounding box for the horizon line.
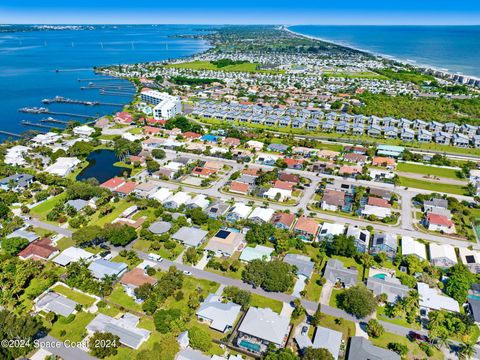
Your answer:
[2,23,480,26]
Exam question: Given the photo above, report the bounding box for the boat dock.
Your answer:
[19,107,94,119]
[21,120,61,130]
[42,96,123,107]
[40,117,69,125]
[0,130,24,138]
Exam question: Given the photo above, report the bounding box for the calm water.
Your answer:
[77,149,130,183]
[0,25,211,138]
[290,25,480,78]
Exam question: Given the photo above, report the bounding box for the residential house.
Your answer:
[88,259,128,280]
[401,236,427,260]
[271,212,296,231]
[283,254,314,279]
[425,213,455,234]
[418,282,459,314]
[236,307,291,353]
[120,268,157,298]
[163,191,191,209]
[323,259,358,288]
[347,336,400,360]
[452,133,469,148]
[295,326,342,359]
[293,216,320,241]
[206,201,230,219]
[205,229,245,257]
[367,276,409,303]
[346,225,370,253]
[320,189,345,212]
[172,227,208,247]
[239,245,274,262]
[18,238,59,261]
[370,233,397,259]
[35,292,78,317]
[0,174,34,191]
[196,294,241,333]
[226,203,252,222]
[429,243,457,268]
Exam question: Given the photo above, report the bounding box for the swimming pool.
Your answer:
[373,273,388,280]
[468,294,480,301]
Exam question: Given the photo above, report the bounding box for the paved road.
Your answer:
[137,250,427,338]
[26,218,73,238]
[38,335,95,360]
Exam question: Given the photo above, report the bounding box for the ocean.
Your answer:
[0,25,212,138]
[290,25,480,78]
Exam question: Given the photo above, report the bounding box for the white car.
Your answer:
[183,270,192,276]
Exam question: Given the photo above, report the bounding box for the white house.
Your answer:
[148,188,172,202]
[429,243,457,268]
[318,223,345,241]
[226,203,252,222]
[44,157,81,177]
[73,125,95,138]
[248,207,275,223]
[163,191,191,209]
[263,187,292,201]
[401,236,427,260]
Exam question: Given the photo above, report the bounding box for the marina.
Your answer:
[41,95,123,107]
[19,107,94,119]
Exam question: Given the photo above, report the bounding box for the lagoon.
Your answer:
[77,149,130,183]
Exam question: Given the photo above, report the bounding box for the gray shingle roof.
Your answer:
[283,254,314,278]
[172,227,208,247]
[348,336,400,360]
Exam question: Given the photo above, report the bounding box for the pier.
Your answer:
[40,117,69,125]
[42,96,123,107]
[0,130,24,138]
[19,107,94,119]
[21,120,61,130]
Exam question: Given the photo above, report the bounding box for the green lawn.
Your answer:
[398,176,468,195]
[30,193,67,219]
[250,293,283,314]
[166,60,283,74]
[397,162,461,179]
[329,288,343,308]
[106,285,143,312]
[376,305,421,330]
[371,331,443,360]
[317,313,356,340]
[55,237,75,251]
[50,311,95,342]
[52,284,96,307]
[304,273,323,302]
[90,199,133,226]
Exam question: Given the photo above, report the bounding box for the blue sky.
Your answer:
[2,0,479,25]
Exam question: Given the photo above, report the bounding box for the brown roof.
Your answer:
[294,216,320,235]
[273,180,294,191]
[18,238,58,260]
[322,189,346,207]
[279,172,300,184]
[271,212,296,228]
[372,157,396,167]
[344,153,368,163]
[367,196,392,208]
[120,268,157,287]
[369,188,392,199]
[242,168,260,176]
[339,165,363,175]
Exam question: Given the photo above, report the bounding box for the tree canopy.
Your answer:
[338,284,377,318]
[242,259,295,292]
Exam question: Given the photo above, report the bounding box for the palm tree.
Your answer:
[434,334,450,351]
[458,342,476,360]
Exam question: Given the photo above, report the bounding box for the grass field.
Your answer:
[167,60,283,74]
[250,293,283,314]
[323,71,388,80]
[371,331,443,359]
[52,284,96,307]
[397,162,461,179]
[317,313,356,340]
[30,193,67,219]
[90,199,133,226]
[398,176,468,195]
[304,273,323,302]
[107,285,143,312]
[49,312,95,342]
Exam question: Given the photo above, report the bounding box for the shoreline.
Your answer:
[284,25,480,80]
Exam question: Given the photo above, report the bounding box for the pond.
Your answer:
[77,149,131,184]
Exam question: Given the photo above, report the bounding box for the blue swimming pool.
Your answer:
[373,273,388,280]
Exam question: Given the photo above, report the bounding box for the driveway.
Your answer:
[292,275,307,298]
[320,282,334,305]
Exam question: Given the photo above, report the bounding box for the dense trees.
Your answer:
[188,326,212,352]
[154,308,183,334]
[169,76,223,86]
[245,222,275,245]
[135,335,179,360]
[1,236,29,255]
[366,319,384,338]
[242,259,295,292]
[151,149,166,159]
[444,264,476,303]
[303,348,334,360]
[73,225,104,246]
[428,309,475,341]
[0,311,43,360]
[222,286,251,309]
[89,332,120,359]
[165,116,202,133]
[103,223,137,246]
[337,284,377,318]
[113,138,141,160]
[328,234,357,257]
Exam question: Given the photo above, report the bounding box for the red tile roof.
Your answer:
[183,131,202,139]
[344,153,368,163]
[229,181,250,194]
[294,216,319,235]
[115,181,137,195]
[100,177,126,190]
[192,167,216,177]
[274,180,294,191]
[372,157,396,167]
[223,137,241,146]
[427,213,454,228]
[368,196,392,208]
[143,126,161,134]
[271,212,296,228]
[242,168,260,176]
[284,158,304,168]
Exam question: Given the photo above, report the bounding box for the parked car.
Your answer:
[183,270,192,276]
[148,253,163,262]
